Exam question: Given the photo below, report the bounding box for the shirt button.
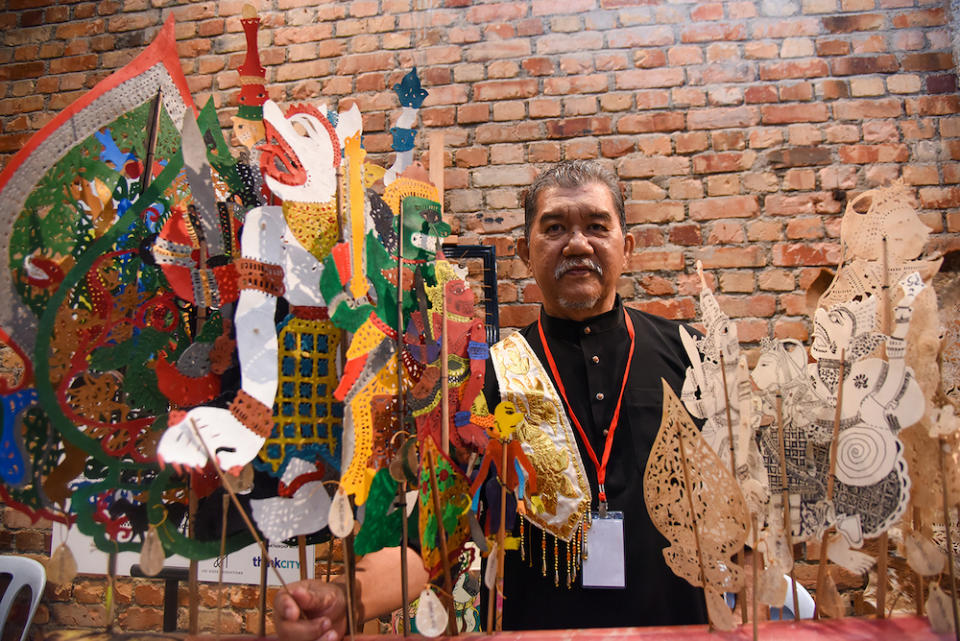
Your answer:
[596,392,605,401]
[592,355,599,364]
[603,428,609,436]
[584,327,591,335]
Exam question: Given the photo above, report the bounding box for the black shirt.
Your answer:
[484,298,709,630]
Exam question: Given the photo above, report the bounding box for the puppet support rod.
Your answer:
[814,349,846,619]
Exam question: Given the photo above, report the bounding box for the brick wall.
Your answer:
[1,0,959,634]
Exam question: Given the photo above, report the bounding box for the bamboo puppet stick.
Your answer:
[775,393,801,621]
[719,353,748,624]
[425,447,459,636]
[876,235,892,618]
[675,407,714,630]
[939,436,960,641]
[813,349,846,619]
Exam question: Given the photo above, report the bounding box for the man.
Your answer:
[274,160,706,638]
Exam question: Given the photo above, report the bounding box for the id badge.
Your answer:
[581,511,625,589]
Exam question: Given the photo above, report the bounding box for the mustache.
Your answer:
[554,258,603,279]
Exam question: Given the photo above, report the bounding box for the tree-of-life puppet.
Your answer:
[0,15,260,562]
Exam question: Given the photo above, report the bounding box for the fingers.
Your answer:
[274,612,338,641]
[274,585,344,641]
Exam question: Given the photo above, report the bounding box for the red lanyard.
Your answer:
[537,308,635,509]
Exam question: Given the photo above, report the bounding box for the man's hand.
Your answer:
[274,580,349,641]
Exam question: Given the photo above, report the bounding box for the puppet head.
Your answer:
[811,296,883,362]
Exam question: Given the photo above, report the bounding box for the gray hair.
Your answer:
[521,160,625,240]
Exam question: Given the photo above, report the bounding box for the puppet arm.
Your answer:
[158,207,282,472]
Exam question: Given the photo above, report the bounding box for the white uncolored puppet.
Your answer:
[679,262,770,513]
[803,273,926,571]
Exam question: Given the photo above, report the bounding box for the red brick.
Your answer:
[718,271,754,293]
[619,155,689,178]
[707,221,746,245]
[537,32,604,54]
[901,52,954,72]
[783,167,817,190]
[637,90,672,110]
[688,63,754,85]
[626,201,685,224]
[638,135,673,156]
[607,26,674,48]
[601,137,635,158]
[781,82,814,102]
[758,270,795,291]
[499,304,539,327]
[786,218,825,239]
[466,39,531,62]
[692,151,757,174]
[927,74,958,95]
[918,187,960,208]
[759,59,829,81]
[334,52,394,75]
[544,74,609,95]
[421,106,455,127]
[696,246,765,269]
[422,84,469,106]
[630,228,664,249]
[717,294,776,318]
[761,103,829,124]
[765,192,843,215]
[737,319,770,343]
[522,57,554,75]
[669,223,702,246]
[528,141,561,162]
[615,68,684,90]
[630,297,696,320]
[906,95,960,117]
[639,275,677,296]
[902,165,939,185]
[676,132,709,154]
[686,106,759,129]
[457,103,489,125]
[745,85,778,104]
[467,2,528,22]
[816,38,851,56]
[830,55,899,76]
[668,178,704,200]
[838,144,909,164]
[668,45,704,66]
[774,319,809,341]
[634,49,667,69]
[680,22,747,43]
[616,112,684,134]
[529,98,562,118]
[545,116,611,139]
[474,79,538,101]
[628,249,684,272]
[712,131,745,151]
[892,8,947,28]
[822,13,884,33]
[493,101,526,121]
[772,242,841,266]
[689,195,759,220]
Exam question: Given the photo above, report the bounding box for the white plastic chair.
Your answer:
[0,555,46,641]
[770,575,815,621]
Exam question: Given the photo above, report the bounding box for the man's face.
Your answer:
[518,182,634,321]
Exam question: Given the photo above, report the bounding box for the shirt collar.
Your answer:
[538,296,625,340]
